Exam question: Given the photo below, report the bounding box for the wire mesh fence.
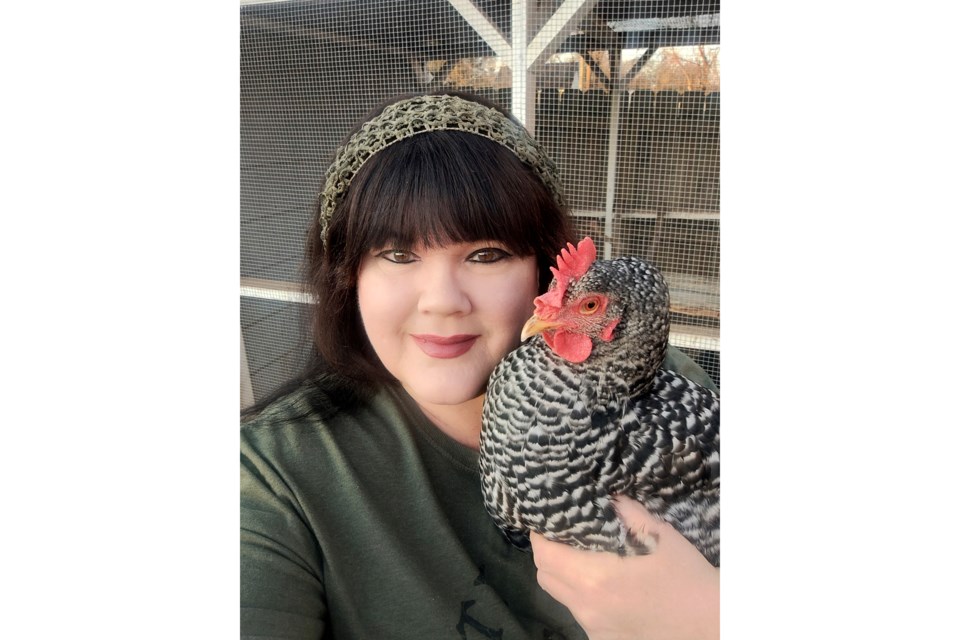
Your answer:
[240,0,721,404]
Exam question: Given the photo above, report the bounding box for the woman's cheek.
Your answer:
[488,262,539,351]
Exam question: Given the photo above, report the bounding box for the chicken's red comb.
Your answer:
[552,237,597,282]
[534,237,597,314]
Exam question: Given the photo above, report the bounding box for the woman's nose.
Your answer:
[417,265,472,316]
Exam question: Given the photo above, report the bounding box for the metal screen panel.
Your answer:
[240,0,721,405]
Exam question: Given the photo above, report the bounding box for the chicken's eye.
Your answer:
[579,297,602,315]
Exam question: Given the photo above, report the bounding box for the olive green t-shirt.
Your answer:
[240,346,716,639]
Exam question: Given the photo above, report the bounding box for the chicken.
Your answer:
[479,237,720,566]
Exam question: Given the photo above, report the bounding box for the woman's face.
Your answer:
[357,240,539,407]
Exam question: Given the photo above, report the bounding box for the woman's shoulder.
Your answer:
[240,373,393,482]
[241,372,373,432]
[240,375,416,494]
[662,344,718,393]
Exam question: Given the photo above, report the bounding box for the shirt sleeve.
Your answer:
[241,428,327,639]
[662,344,719,394]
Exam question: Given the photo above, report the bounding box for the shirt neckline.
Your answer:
[384,384,481,475]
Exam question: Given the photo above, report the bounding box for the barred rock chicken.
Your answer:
[479,237,720,566]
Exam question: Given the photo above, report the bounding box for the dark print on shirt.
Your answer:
[456,600,503,639]
[456,566,569,640]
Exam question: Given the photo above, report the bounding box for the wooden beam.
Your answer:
[621,46,658,85]
[526,0,599,69]
[446,0,511,60]
[572,208,719,221]
[626,26,720,49]
[669,324,719,352]
[602,47,621,259]
[240,277,309,303]
[511,0,535,130]
[581,51,610,90]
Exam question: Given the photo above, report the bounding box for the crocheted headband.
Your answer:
[318,94,567,244]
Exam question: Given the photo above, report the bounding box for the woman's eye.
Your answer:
[376,249,416,263]
[469,248,510,263]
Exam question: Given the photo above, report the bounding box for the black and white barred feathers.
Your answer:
[479,237,720,566]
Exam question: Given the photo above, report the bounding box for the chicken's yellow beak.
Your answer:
[521,314,564,341]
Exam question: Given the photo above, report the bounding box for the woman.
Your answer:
[241,91,719,639]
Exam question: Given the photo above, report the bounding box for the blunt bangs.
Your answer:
[343,131,557,258]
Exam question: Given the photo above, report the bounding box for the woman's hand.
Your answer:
[530,497,719,640]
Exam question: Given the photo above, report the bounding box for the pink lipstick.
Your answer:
[411,334,479,359]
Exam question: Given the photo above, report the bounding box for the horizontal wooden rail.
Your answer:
[572,209,719,221]
[240,277,309,303]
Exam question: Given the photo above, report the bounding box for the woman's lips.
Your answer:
[411,334,479,359]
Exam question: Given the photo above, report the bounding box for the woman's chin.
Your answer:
[403,378,485,408]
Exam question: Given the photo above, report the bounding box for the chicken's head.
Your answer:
[522,237,670,368]
[520,237,616,363]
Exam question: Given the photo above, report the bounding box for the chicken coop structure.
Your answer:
[240,0,721,407]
